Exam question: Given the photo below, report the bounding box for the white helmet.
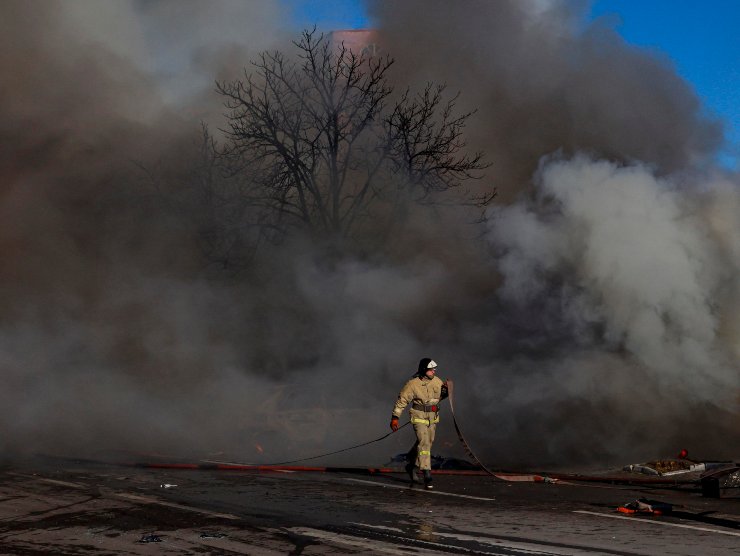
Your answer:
[418,358,437,373]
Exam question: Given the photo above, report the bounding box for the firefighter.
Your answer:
[390,358,448,489]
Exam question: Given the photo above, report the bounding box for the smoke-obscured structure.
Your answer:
[1,0,737,469]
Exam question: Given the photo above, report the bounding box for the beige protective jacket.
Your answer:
[392,375,447,424]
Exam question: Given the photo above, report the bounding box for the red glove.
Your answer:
[390,416,399,432]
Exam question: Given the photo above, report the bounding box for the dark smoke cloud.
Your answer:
[368,0,724,200]
[0,0,291,457]
[0,0,737,469]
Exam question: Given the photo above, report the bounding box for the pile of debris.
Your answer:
[623,458,705,476]
[622,450,740,498]
[623,449,734,475]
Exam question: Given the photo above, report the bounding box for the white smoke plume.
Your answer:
[477,157,739,465]
[493,157,735,389]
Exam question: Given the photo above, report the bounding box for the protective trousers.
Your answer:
[408,421,436,470]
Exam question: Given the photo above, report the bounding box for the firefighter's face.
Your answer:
[425,367,436,378]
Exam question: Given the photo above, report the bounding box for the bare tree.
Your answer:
[215,29,491,245]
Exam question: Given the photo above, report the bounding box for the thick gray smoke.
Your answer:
[369,0,724,199]
[0,0,737,469]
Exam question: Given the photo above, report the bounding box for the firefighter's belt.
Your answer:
[412,403,439,412]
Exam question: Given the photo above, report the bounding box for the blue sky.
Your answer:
[283,1,738,170]
[589,1,739,169]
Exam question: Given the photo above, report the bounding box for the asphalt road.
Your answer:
[1,459,738,555]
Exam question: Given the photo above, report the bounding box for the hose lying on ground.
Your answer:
[225,421,412,467]
[220,379,497,474]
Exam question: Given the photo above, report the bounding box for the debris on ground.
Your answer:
[623,459,701,476]
[617,498,673,516]
[200,531,227,539]
[623,463,660,475]
[623,456,735,477]
[138,533,164,543]
[160,483,177,488]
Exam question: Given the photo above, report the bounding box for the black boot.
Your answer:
[423,469,433,490]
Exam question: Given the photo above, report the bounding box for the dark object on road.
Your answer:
[435,456,480,470]
[388,453,478,470]
[405,462,417,484]
[138,534,163,543]
[618,498,673,515]
[701,465,740,498]
[200,531,227,539]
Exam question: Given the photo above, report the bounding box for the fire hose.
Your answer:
[259,421,411,466]
[235,379,498,475]
[446,380,498,477]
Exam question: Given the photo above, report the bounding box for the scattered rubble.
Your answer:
[623,459,700,476]
[623,454,735,478]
